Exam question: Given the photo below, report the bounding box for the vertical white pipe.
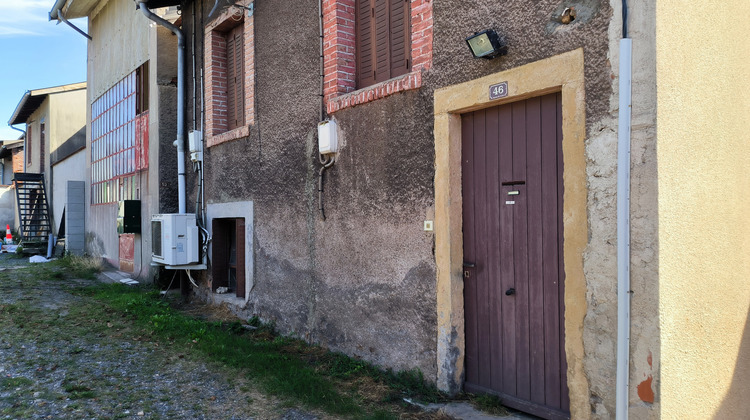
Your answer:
[616,37,632,420]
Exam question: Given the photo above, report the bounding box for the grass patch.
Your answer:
[56,254,103,280]
[78,283,447,418]
[469,393,510,416]
[0,377,33,390]
[62,381,97,400]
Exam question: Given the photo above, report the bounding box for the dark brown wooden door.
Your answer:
[462,92,569,420]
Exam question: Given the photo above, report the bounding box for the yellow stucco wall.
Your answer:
[48,89,86,154]
[656,1,750,418]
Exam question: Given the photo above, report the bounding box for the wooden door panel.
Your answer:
[462,92,568,419]
[461,112,479,385]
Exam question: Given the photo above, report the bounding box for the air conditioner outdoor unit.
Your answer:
[151,213,200,266]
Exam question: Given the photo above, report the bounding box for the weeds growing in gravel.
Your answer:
[78,283,446,419]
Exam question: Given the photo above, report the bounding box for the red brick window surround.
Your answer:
[323,0,432,114]
[204,2,255,148]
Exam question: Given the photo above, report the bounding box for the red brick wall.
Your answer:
[204,1,255,148]
[12,148,23,173]
[323,0,433,114]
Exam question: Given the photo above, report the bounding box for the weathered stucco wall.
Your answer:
[656,1,750,418]
[48,90,86,154]
[576,1,661,418]
[185,0,624,396]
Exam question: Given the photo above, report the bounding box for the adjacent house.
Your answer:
[8,83,87,254]
[48,0,749,419]
[0,139,24,231]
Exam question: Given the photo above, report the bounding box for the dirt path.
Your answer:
[0,254,326,420]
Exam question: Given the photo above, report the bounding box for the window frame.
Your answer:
[355,0,411,88]
[204,1,255,148]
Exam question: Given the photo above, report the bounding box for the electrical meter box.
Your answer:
[318,119,338,154]
[117,200,141,234]
[188,130,203,162]
[151,213,200,266]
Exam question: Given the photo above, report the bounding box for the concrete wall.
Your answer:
[656,1,750,418]
[51,150,86,235]
[48,90,86,158]
[0,186,14,230]
[1,157,12,185]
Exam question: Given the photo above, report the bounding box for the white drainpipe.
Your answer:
[616,36,633,420]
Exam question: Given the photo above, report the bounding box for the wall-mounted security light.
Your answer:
[465,29,508,59]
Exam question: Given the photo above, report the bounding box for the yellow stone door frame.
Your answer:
[433,48,590,418]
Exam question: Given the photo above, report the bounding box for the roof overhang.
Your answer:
[0,140,22,160]
[8,82,86,126]
[50,0,180,20]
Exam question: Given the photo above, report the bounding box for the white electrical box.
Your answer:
[151,213,200,266]
[188,130,203,162]
[318,119,338,154]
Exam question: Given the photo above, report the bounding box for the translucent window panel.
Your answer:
[89,64,148,204]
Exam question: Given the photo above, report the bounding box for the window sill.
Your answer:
[206,125,250,148]
[326,71,422,114]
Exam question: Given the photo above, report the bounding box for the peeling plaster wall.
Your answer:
[656,1,750,418]
[577,1,661,418]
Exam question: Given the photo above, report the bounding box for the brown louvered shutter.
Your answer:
[373,0,390,83]
[226,24,245,131]
[357,0,411,88]
[389,0,410,77]
[356,0,376,87]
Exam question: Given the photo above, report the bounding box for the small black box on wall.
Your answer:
[117,200,141,234]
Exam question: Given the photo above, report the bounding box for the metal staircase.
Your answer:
[13,173,52,250]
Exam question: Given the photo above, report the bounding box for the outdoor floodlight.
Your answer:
[465,29,508,59]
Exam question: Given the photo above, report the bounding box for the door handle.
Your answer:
[505,287,516,296]
[463,262,476,268]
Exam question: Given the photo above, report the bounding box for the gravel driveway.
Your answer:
[0,254,325,420]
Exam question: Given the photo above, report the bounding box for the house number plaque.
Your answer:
[489,81,508,100]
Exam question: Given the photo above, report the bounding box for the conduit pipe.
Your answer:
[318,154,334,220]
[615,0,632,417]
[137,2,187,214]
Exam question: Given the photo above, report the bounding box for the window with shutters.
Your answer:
[204,1,255,147]
[322,0,432,113]
[356,0,411,88]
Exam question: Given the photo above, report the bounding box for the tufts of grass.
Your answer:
[0,376,33,390]
[470,393,510,416]
[76,283,448,419]
[84,284,363,415]
[62,381,97,400]
[56,254,103,280]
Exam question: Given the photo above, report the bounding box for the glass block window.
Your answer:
[91,63,149,205]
